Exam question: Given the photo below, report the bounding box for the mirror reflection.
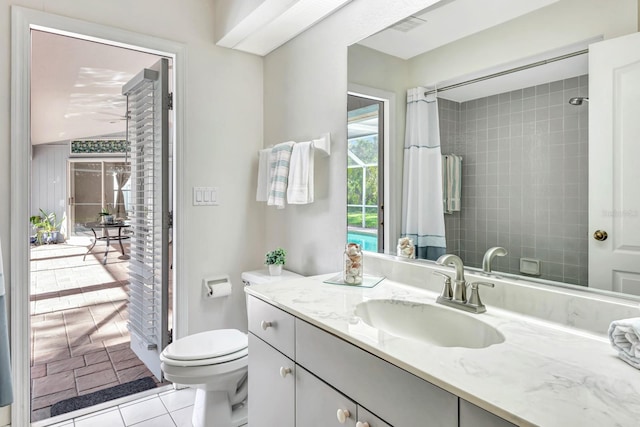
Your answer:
[347,0,639,296]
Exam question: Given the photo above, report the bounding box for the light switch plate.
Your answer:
[193,187,219,206]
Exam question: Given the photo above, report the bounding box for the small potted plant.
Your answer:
[98,206,115,224]
[265,248,286,276]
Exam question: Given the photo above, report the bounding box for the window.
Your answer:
[347,95,384,252]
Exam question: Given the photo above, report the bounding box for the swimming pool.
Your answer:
[347,230,378,252]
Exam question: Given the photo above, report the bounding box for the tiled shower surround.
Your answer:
[438,75,588,286]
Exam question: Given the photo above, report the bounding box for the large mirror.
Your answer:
[347,0,640,297]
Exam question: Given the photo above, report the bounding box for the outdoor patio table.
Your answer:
[83,222,131,265]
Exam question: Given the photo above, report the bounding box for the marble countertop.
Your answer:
[245,274,640,427]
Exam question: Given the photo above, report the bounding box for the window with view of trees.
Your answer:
[347,95,384,252]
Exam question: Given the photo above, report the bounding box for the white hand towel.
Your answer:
[256,148,272,202]
[267,141,295,209]
[287,141,314,204]
[608,318,640,369]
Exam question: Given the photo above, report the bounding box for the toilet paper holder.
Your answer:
[203,274,232,299]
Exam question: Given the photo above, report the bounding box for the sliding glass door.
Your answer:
[67,159,130,236]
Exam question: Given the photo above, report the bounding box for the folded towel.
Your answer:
[287,141,314,204]
[267,141,295,209]
[608,318,640,369]
[442,154,462,214]
[256,148,272,202]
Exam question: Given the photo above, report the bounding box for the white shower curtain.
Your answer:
[0,236,13,407]
[401,87,446,260]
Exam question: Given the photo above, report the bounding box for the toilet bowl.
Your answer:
[161,269,302,426]
[160,329,248,427]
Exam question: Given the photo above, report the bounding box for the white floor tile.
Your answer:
[74,408,125,427]
[159,388,196,412]
[130,414,176,427]
[170,405,194,427]
[119,396,168,426]
[47,422,74,427]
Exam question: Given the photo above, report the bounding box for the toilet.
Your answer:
[160,269,301,427]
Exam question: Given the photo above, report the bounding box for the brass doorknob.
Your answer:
[593,230,608,241]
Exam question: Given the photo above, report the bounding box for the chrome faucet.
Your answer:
[434,253,494,314]
[482,247,508,274]
[435,254,466,302]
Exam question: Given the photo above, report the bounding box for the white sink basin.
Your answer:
[354,299,505,349]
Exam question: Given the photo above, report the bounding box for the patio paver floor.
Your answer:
[30,237,162,422]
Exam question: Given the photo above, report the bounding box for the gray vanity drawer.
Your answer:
[296,319,458,427]
[459,399,516,427]
[247,296,295,358]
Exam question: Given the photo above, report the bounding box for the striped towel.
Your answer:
[442,154,462,214]
[268,141,295,209]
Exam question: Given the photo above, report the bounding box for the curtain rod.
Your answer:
[424,49,588,97]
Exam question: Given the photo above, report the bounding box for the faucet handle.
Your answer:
[466,282,494,312]
[433,271,453,299]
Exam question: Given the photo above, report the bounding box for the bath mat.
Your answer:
[50,377,157,416]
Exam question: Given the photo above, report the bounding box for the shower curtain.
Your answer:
[0,236,13,407]
[401,87,446,260]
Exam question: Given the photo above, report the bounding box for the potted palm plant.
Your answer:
[30,209,63,244]
[265,248,286,276]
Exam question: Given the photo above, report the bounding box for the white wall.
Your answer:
[263,0,442,275]
[31,145,68,226]
[2,1,264,423]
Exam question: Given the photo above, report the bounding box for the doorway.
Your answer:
[12,9,185,426]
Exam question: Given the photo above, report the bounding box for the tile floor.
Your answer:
[39,387,196,427]
[30,237,161,422]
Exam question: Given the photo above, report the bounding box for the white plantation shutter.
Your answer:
[122,58,170,380]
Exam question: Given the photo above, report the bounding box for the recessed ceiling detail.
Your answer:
[216,0,353,56]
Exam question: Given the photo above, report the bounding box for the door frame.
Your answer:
[347,83,396,253]
[11,7,187,425]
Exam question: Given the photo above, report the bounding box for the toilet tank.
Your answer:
[241,268,303,286]
[242,269,303,307]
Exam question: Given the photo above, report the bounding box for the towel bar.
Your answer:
[260,133,331,157]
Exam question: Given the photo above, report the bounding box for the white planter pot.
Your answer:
[268,264,283,276]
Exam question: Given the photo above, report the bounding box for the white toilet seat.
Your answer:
[160,329,248,367]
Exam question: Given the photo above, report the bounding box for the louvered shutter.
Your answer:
[122,58,170,380]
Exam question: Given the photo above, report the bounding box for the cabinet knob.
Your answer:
[356,422,370,427]
[279,366,292,378]
[336,408,351,423]
[261,320,273,330]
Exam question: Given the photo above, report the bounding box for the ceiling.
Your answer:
[31,30,163,145]
[30,0,572,145]
[357,0,558,60]
[354,0,593,102]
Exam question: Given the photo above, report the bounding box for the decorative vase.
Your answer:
[343,243,363,285]
[269,264,283,276]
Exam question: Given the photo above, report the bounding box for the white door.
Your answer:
[122,58,171,380]
[589,32,640,295]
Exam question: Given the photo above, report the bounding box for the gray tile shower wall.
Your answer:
[438,75,588,286]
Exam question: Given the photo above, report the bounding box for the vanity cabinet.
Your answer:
[459,399,516,427]
[248,295,515,427]
[248,333,295,427]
